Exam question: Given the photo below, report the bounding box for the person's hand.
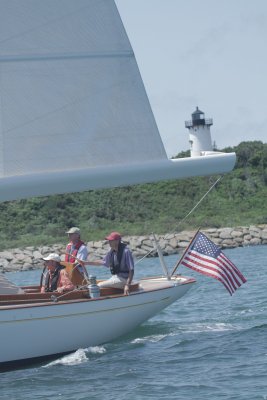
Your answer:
[57,287,64,294]
[124,284,130,295]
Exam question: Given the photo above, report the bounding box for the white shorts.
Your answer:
[98,275,127,289]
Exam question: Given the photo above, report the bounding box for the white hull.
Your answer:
[0,276,194,369]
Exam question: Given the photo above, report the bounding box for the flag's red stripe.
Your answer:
[216,255,242,287]
[182,254,235,294]
[220,253,247,283]
[181,231,246,295]
[217,255,243,287]
[188,251,238,292]
[181,260,233,295]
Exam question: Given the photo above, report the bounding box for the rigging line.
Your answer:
[164,175,223,240]
[135,247,155,266]
[177,175,222,226]
[136,175,223,264]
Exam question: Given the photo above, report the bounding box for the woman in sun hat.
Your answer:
[41,253,75,294]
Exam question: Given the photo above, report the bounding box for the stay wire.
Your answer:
[165,175,223,237]
[136,175,223,264]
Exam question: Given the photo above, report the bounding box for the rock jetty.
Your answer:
[0,225,267,273]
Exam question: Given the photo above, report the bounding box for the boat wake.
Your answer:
[131,333,173,344]
[129,322,238,344]
[180,322,238,333]
[43,346,106,368]
[86,346,107,355]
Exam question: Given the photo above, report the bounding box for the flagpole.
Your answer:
[170,228,200,277]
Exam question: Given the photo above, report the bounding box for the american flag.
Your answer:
[180,232,247,295]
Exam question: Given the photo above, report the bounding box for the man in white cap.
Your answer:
[41,253,75,293]
[65,227,88,276]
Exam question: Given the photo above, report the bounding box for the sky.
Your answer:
[115,0,267,157]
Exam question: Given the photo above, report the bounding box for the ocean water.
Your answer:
[1,245,267,400]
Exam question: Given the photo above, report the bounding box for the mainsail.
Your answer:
[0,0,235,202]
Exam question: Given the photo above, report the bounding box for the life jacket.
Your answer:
[44,265,65,292]
[65,240,85,263]
[109,242,126,275]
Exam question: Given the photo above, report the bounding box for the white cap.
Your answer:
[42,253,61,262]
[66,227,80,234]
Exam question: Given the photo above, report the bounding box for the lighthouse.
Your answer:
[185,107,213,157]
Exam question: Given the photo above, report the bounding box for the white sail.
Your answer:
[0,0,236,202]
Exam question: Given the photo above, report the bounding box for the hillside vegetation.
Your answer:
[0,141,266,250]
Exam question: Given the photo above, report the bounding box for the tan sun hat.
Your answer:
[66,227,80,234]
[42,253,61,262]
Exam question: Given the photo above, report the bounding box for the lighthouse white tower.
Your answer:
[185,107,213,157]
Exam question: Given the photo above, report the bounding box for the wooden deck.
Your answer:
[0,282,140,307]
[0,275,194,308]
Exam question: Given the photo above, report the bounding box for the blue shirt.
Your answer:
[103,246,134,279]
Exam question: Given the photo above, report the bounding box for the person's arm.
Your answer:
[77,245,88,261]
[57,270,75,293]
[77,251,108,267]
[75,246,89,276]
[124,250,134,295]
[78,259,103,266]
[124,269,134,295]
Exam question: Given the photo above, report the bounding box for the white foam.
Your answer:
[131,334,170,344]
[44,346,107,368]
[44,348,88,367]
[240,309,253,314]
[86,346,106,354]
[182,322,237,333]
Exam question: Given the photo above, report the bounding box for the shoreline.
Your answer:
[1,224,267,273]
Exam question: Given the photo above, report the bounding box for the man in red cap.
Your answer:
[105,231,122,241]
[82,231,134,295]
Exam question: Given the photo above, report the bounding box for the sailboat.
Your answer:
[0,0,236,371]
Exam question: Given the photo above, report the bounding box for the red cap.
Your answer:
[105,231,121,241]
